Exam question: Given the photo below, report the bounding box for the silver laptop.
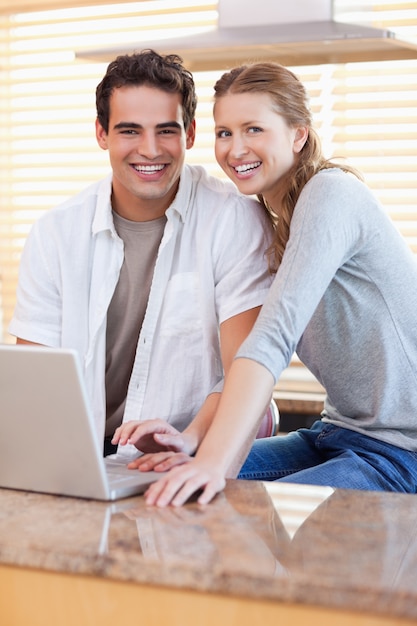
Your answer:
[0,344,167,500]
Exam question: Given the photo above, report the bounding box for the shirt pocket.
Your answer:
[158,272,203,337]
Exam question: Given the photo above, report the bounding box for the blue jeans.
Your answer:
[238,421,417,493]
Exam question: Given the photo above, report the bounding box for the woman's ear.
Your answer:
[293,126,309,153]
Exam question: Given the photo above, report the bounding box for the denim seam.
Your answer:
[239,469,295,480]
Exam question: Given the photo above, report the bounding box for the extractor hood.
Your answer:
[76,0,417,70]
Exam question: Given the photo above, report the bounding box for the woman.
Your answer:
[115,62,417,506]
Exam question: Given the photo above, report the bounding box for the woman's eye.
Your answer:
[248,126,262,134]
[216,129,231,138]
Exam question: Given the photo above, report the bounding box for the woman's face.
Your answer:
[214,91,307,204]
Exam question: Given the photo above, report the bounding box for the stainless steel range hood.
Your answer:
[76,0,417,70]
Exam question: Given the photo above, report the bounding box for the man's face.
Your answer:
[96,84,195,221]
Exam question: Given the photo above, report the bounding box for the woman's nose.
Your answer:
[230,135,249,158]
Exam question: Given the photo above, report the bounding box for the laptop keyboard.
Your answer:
[105,460,146,486]
[104,458,167,491]
[107,473,141,487]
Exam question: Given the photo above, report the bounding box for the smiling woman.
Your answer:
[0,2,417,422]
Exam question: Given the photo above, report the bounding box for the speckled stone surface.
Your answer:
[1,480,417,619]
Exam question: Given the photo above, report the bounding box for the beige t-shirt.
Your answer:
[105,211,166,437]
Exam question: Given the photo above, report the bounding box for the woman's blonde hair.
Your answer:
[214,62,362,271]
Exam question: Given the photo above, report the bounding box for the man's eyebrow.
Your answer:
[156,121,182,130]
[113,121,182,130]
[113,122,141,130]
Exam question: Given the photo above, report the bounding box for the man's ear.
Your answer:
[95,118,108,150]
[186,119,196,150]
[293,126,309,153]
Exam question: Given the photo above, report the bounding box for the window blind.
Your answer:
[1,0,416,406]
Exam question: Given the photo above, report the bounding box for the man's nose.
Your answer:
[136,132,161,158]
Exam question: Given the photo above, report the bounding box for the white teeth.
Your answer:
[134,164,165,172]
[234,162,261,173]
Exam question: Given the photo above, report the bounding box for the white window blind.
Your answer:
[1,0,416,407]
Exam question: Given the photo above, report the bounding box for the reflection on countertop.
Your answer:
[1,480,417,620]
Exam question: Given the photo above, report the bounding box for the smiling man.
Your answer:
[9,50,273,461]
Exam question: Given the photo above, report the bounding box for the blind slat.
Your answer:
[0,1,126,13]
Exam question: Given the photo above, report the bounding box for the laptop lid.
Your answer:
[0,344,166,500]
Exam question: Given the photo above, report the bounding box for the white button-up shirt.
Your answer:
[9,165,273,458]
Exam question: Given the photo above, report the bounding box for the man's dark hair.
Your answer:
[96,49,197,132]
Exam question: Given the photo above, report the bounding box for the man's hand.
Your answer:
[111,418,196,455]
[127,450,194,473]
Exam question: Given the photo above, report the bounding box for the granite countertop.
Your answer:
[1,480,417,620]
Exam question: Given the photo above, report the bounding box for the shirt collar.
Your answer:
[91,173,117,237]
[91,166,193,235]
[167,164,192,223]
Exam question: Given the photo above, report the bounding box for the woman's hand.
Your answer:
[144,459,227,507]
[111,418,196,455]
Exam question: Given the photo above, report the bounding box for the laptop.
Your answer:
[0,344,167,500]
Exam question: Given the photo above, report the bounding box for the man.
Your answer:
[9,50,273,460]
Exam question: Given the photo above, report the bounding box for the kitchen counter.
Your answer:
[1,480,417,626]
